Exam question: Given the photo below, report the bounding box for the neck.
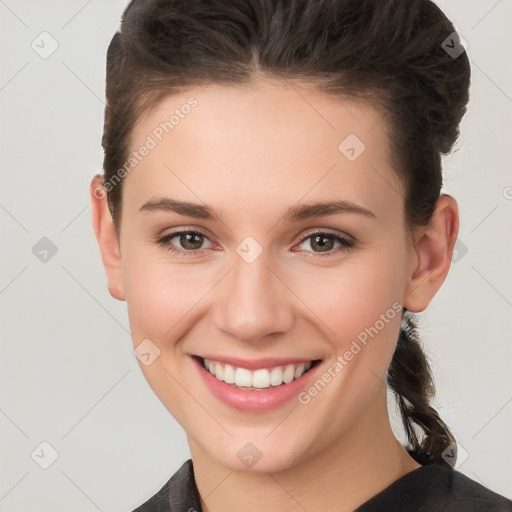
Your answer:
[188,391,421,512]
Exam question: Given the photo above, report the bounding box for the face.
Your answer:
[94,77,440,473]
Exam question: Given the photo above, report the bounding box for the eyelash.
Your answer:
[296,231,355,257]
[155,228,355,258]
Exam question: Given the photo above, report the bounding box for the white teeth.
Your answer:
[270,366,283,386]
[214,362,223,380]
[202,358,315,389]
[282,364,295,384]
[235,367,252,387]
[223,363,236,384]
[294,363,305,379]
[252,369,270,389]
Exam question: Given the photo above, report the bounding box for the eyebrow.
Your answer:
[138,197,376,222]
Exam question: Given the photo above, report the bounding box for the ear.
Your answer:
[90,174,126,301]
[403,194,459,313]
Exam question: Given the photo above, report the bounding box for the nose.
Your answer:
[211,252,295,343]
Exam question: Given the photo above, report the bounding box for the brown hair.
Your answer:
[100,0,470,465]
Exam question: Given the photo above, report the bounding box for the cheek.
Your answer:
[122,245,217,345]
[123,233,409,354]
[122,256,213,420]
[291,244,407,360]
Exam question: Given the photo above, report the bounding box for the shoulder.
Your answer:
[357,463,512,512]
[130,459,201,512]
[446,467,512,511]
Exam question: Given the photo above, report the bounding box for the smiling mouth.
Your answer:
[193,355,322,390]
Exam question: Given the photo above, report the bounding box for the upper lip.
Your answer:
[193,354,320,371]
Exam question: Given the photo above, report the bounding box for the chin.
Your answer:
[205,437,310,474]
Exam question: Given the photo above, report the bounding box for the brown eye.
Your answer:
[179,232,205,250]
[156,230,214,255]
[297,231,355,256]
[309,234,335,252]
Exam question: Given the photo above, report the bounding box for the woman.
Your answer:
[90,0,511,510]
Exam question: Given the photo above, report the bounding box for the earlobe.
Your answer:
[90,174,126,301]
[403,194,459,313]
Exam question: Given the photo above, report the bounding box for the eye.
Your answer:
[156,229,215,256]
[295,230,355,257]
[155,228,355,258]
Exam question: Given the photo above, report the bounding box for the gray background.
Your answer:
[0,0,511,510]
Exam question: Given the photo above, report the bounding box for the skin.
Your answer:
[90,76,458,512]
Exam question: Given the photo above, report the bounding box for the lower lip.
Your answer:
[191,356,322,412]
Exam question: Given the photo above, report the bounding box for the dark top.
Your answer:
[131,459,512,512]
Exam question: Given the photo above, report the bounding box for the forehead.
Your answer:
[124,78,403,222]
